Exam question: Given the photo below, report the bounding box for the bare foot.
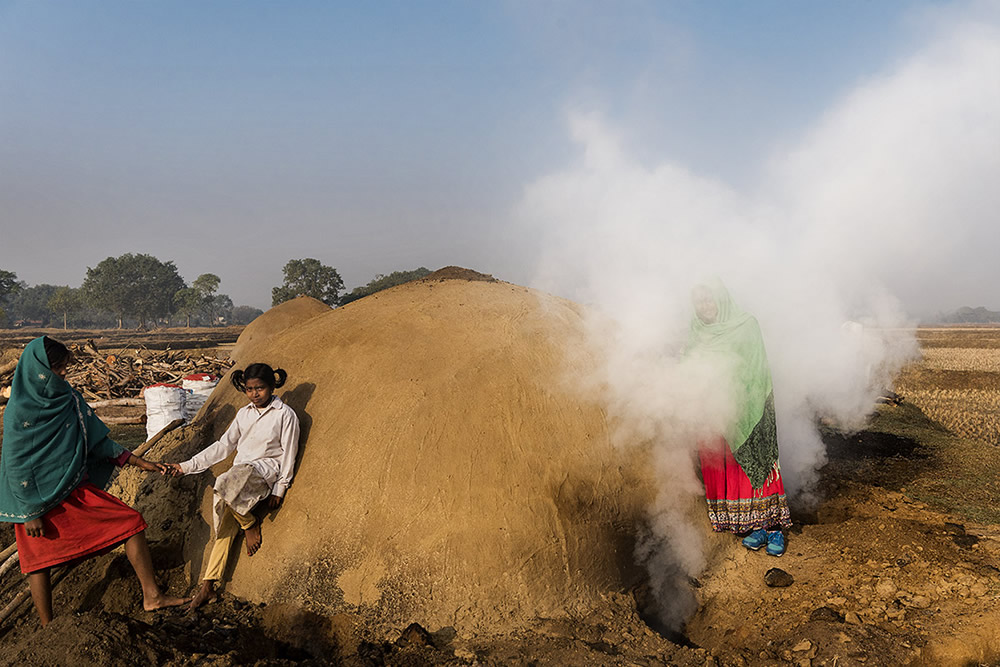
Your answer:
[143,591,191,612]
[187,580,217,612]
[245,524,262,556]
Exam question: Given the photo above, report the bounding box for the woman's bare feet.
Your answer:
[245,524,262,556]
[187,580,217,612]
[143,591,191,612]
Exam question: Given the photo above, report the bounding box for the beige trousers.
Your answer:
[203,504,256,582]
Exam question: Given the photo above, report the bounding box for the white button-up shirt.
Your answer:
[178,395,300,497]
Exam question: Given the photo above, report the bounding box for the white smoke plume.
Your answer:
[517,8,1000,629]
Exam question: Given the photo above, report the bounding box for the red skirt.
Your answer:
[699,436,792,534]
[15,483,147,574]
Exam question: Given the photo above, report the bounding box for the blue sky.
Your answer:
[1,0,992,315]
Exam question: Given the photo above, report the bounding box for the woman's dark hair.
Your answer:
[230,363,287,392]
[43,336,72,369]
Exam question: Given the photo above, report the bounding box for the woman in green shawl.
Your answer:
[0,337,188,626]
[689,280,791,556]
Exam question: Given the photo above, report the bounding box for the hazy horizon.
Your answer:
[2,1,999,319]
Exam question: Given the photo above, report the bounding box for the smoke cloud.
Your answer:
[517,8,1000,628]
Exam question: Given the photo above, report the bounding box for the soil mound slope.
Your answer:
[231,295,330,356]
[193,274,657,633]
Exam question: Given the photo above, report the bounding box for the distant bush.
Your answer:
[339,267,431,306]
[937,306,1000,324]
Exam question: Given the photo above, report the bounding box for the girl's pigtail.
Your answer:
[230,370,246,392]
[273,368,288,389]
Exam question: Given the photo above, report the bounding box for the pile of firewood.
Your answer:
[0,340,233,402]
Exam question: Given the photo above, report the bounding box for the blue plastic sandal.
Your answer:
[742,528,768,550]
[766,530,786,557]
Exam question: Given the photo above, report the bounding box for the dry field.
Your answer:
[895,327,1000,447]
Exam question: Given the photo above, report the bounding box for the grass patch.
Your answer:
[867,402,1000,525]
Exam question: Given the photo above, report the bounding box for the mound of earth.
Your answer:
[229,295,331,357]
[189,272,669,634]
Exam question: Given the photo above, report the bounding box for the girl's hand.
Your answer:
[129,455,161,473]
[267,495,283,510]
[25,518,45,538]
[160,463,185,478]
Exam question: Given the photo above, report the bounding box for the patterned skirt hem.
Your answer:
[707,494,792,534]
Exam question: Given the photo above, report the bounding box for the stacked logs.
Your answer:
[0,341,232,419]
[62,340,232,401]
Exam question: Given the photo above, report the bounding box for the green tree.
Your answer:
[47,286,84,330]
[0,270,21,328]
[209,293,233,325]
[173,274,227,326]
[191,274,229,325]
[0,270,19,301]
[173,287,204,328]
[82,254,185,328]
[272,258,343,307]
[7,284,60,326]
[192,273,220,297]
[231,305,264,325]
[339,267,431,305]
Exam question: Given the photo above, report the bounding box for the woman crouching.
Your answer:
[0,337,188,626]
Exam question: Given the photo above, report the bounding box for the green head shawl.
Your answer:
[689,279,779,489]
[0,337,122,523]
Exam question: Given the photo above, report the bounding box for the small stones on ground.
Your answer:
[792,640,812,652]
[809,606,845,623]
[453,647,476,661]
[765,568,794,588]
[844,611,861,625]
[875,578,897,598]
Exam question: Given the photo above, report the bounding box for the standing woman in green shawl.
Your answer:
[0,337,188,626]
[689,280,792,556]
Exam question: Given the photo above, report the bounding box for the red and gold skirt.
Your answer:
[699,436,792,534]
[15,483,147,574]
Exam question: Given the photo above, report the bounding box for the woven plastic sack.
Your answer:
[181,373,218,423]
[144,384,186,440]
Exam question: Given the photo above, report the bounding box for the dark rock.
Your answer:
[809,606,845,623]
[357,640,393,665]
[431,626,457,646]
[764,568,794,588]
[396,622,435,649]
[953,533,979,548]
[583,640,620,656]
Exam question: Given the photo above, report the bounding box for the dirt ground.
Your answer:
[0,318,998,665]
[0,399,995,666]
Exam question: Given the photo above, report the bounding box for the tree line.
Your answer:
[0,255,430,329]
[269,259,430,307]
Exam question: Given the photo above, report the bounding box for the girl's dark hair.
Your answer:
[43,336,72,369]
[230,363,287,392]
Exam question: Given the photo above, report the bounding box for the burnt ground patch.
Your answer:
[816,419,931,496]
[822,428,925,461]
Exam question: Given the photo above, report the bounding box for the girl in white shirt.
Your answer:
[164,363,300,610]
